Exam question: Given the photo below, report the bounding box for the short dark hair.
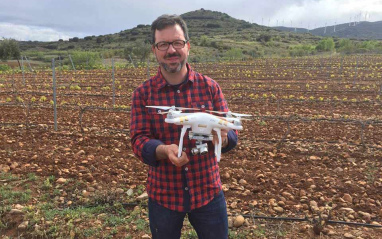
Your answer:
[151,14,189,44]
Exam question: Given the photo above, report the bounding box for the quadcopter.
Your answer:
[146,105,251,162]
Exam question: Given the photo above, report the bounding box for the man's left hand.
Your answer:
[212,129,229,148]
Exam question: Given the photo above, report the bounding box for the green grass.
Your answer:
[0,185,32,204]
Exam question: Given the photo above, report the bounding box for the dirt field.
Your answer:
[1,56,381,238]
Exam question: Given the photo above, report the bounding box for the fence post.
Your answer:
[129,54,136,68]
[146,57,150,79]
[101,53,106,69]
[340,55,343,77]
[69,54,76,72]
[112,58,115,107]
[24,55,33,72]
[58,55,62,72]
[353,56,358,86]
[52,59,58,131]
[21,56,25,86]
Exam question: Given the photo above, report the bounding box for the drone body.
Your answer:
[146,106,251,162]
[165,112,243,134]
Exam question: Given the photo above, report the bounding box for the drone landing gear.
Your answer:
[178,127,223,162]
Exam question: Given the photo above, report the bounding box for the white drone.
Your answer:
[146,106,251,162]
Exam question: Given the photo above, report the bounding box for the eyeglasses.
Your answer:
[154,40,188,51]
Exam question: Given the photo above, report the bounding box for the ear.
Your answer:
[151,45,156,54]
[187,41,191,55]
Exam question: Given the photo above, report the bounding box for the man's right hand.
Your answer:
[156,144,189,167]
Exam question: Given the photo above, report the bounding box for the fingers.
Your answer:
[167,145,189,167]
[169,151,189,167]
[212,129,228,145]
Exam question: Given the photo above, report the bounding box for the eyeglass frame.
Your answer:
[154,40,189,51]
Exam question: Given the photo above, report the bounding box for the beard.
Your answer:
[157,53,187,73]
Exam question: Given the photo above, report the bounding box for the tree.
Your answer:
[70,51,101,69]
[225,48,243,60]
[133,42,151,63]
[124,41,151,63]
[0,38,21,68]
[316,38,335,52]
[256,34,272,43]
[69,37,79,42]
[199,35,209,47]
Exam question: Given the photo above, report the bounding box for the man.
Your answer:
[130,14,238,239]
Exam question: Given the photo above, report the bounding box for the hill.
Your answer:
[12,9,382,67]
[274,21,382,40]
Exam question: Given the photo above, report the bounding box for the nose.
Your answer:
[167,43,177,53]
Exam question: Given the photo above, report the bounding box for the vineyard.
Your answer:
[1,55,382,238]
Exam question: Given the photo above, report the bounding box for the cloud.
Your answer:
[0,23,75,42]
[0,0,381,41]
[261,0,382,28]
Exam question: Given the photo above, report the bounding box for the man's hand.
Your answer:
[212,129,229,148]
[156,144,189,167]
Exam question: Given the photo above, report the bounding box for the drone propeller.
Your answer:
[146,106,199,111]
[225,117,252,121]
[207,110,252,118]
[230,112,252,117]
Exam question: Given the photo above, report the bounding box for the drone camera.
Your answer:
[199,145,208,155]
[191,142,208,155]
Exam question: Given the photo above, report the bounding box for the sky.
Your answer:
[0,0,381,42]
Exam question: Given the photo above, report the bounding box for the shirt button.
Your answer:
[177,90,180,93]
[183,147,186,151]
[185,167,188,171]
[185,187,189,191]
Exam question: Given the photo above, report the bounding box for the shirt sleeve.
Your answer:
[130,85,160,167]
[142,139,163,167]
[222,129,238,153]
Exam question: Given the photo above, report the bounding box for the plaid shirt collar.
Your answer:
[153,63,195,89]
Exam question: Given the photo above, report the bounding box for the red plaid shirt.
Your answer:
[130,63,237,212]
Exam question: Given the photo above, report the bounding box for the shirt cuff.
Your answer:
[221,130,238,153]
[142,139,164,167]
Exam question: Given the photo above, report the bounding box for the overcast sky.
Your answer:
[0,0,381,42]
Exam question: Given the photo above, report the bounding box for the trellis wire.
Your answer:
[1,102,381,151]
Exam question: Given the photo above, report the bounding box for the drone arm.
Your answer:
[178,125,191,157]
[213,128,222,162]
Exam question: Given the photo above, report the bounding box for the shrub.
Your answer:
[289,44,316,56]
[225,48,243,60]
[0,64,10,71]
[199,35,209,47]
[206,23,221,28]
[256,34,272,43]
[96,37,103,43]
[0,38,21,61]
[316,38,335,52]
[70,51,101,69]
[69,37,79,42]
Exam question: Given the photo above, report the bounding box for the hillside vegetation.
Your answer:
[274,21,382,40]
[3,9,382,69]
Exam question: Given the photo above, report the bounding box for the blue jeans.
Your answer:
[148,190,228,239]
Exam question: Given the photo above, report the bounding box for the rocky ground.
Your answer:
[1,57,382,238]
